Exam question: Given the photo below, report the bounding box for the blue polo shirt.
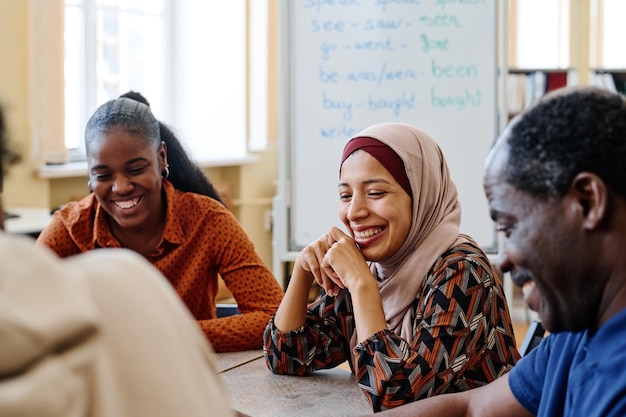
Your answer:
[509,308,626,417]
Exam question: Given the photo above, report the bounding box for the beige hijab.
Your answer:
[342,122,470,343]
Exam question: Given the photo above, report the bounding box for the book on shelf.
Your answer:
[590,70,626,94]
[590,72,617,92]
[545,72,568,91]
[506,73,526,115]
[507,70,571,116]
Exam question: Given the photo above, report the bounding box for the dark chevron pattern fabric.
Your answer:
[263,241,520,412]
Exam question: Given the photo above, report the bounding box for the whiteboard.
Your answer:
[283,0,500,253]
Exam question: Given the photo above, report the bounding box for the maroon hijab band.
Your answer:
[341,137,412,198]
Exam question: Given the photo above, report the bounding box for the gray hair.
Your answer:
[85,97,160,151]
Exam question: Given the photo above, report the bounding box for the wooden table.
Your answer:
[215,350,264,374]
[215,351,371,417]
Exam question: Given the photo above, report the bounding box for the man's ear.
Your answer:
[568,172,607,230]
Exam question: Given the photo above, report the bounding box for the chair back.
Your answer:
[519,320,545,356]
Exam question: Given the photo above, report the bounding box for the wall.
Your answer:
[0,0,51,209]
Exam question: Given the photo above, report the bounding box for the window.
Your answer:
[248,0,269,151]
[592,0,626,68]
[64,0,250,162]
[64,0,166,157]
[512,0,570,69]
[169,0,247,160]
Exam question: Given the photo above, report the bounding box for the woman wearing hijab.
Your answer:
[263,122,520,412]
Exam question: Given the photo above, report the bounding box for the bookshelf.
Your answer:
[589,69,626,94]
[506,68,577,119]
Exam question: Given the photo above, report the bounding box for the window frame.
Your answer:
[64,0,172,162]
[64,0,261,163]
[509,0,570,70]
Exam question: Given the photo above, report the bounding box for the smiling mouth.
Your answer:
[353,227,384,240]
[113,196,141,209]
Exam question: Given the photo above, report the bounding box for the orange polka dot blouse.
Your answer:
[36,180,284,352]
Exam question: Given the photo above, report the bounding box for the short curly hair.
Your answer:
[504,86,626,199]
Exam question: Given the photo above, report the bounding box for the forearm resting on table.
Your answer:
[361,375,530,417]
[273,269,313,331]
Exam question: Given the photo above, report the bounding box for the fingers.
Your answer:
[325,232,337,248]
[328,226,351,242]
[295,234,340,295]
[296,230,362,297]
[327,227,361,252]
[321,258,344,296]
[322,235,370,292]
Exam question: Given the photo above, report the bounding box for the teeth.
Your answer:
[522,281,535,296]
[354,228,383,240]
[114,197,139,209]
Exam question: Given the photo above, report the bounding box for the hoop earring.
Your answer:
[162,164,170,179]
[87,180,92,193]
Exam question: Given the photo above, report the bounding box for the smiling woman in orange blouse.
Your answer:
[263,122,520,411]
[36,95,284,352]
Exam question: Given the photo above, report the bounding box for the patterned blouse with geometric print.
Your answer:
[264,241,520,412]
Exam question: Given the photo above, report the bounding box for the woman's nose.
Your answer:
[347,195,367,221]
[112,176,133,194]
